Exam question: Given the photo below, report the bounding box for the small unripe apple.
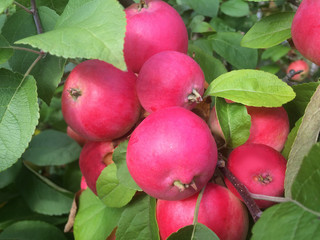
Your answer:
[61,59,141,141]
[286,60,309,81]
[137,51,205,113]
[291,0,320,66]
[127,107,217,201]
[225,143,287,209]
[156,182,249,240]
[124,0,188,73]
[209,105,289,151]
[79,141,114,195]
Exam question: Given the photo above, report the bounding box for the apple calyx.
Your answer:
[187,89,203,103]
[173,180,198,192]
[68,88,82,100]
[138,0,148,11]
[253,173,272,185]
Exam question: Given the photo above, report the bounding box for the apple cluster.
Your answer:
[61,1,291,239]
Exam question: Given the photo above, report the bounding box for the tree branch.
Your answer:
[30,0,43,34]
[14,1,33,14]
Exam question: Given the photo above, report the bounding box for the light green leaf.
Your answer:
[0,69,39,172]
[189,15,215,33]
[261,45,291,62]
[241,12,295,48]
[0,0,13,14]
[215,98,251,148]
[116,195,160,240]
[113,140,141,191]
[97,163,136,208]
[167,223,219,240]
[285,85,320,197]
[188,44,227,84]
[204,69,296,107]
[282,117,302,159]
[0,221,67,240]
[177,0,219,17]
[221,0,249,18]
[16,0,127,71]
[291,143,320,213]
[251,202,320,240]
[22,129,81,166]
[209,32,258,69]
[74,189,123,240]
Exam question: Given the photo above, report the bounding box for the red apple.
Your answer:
[156,182,249,240]
[286,60,309,81]
[208,105,289,151]
[291,0,320,66]
[79,141,114,195]
[80,176,88,190]
[61,59,141,141]
[67,126,88,146]
[124,0,188,73]
[127,107,217,201]
[225,143,287,209]
[137,51,205,113]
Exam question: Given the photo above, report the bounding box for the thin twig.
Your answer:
[288,0,300,7]
[282,69,303,85]
[191,186,206,239]
[24,54,43,78]
[30,0,43,34]
[11,46,42,54]
[14,1,33,14]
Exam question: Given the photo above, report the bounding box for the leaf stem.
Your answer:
[11,46,42,54]
[24,54,43,78]
[191,186,206,239]
[14,1,33,14]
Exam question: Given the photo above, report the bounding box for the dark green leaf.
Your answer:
[74,189,123,240]
[177,0,219,17]
[261,45,290,62]
[113,140,141,191]
[285,85,320,197]
[97,163,136,208]
[209,32,258,69]
[0,220,67,240]
[188,44,227,84]
[0,69,39,172]
[16,0,127,71]
[16,165,73,215]
[0,35,13,64]
[215,98,251,148]
[189,15,214,33]
[259,64,280,74]
[167,223,219,240]
[251,202,320,240]
[209,17,235,33]
[221,0,249,18]
[0,160,21,188]
[22,129,81,166]
[2,7,66,105]
[241,12,295,48]
[204,69,296,107]
[291,143,320,213]
[116,194,160,240]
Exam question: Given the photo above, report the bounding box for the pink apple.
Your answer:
[291,0,320,66]
[80,176,88,190]
[67,126,88,146]
[127,107,217,201]
[156,182,249,240]
[208,105,289,151]
[286,60,309,81]
[225,143,287,209]
[61,59,141,141]
[136,51,205,113]
[124,0,188,73]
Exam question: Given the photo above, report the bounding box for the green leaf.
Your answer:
[0,0,13,14]
[261,45,291,62]
[97,163,136,208]
[12,0,68,15]
[0,69,39,172]
[215,98,251,148]
[22,129,81,166]
[0,220,67,240]
[251,202,320,240]
[188,44,227,84]
[0,35,13,64]
[16,0,127,71]
[220,0,249,18]
[259,64,280,75]
[282,117,302,159]
[113,140,141,191]
[167,223,219,240]
[0,160,21,188]
[209,32,258,69]
[209,17,235,33]
[116,194,160,240]
[74,189,123,240]
[2,7,66,105]
[16,165,73,215]
[285,85,320,197]
[291,143,320,213]
[241,12,295,48]
[189,15,215,33]
[284,82,320,127]
[177,0,219,17]
[204,69,296,107]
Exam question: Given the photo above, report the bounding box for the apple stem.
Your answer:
[138,0,148,11]
[282,69,303,85]
[68,88,82,100]
[217,158,262,222]
[173,180,198,192]
[188,89,203,103]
